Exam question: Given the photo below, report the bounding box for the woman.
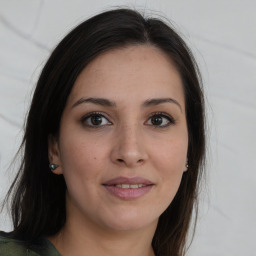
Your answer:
[0,8,205,256]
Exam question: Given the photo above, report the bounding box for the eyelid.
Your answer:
[80,111,176,129]
[145,112,176,128]
[80,111,112,128]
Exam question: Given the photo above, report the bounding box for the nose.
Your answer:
[110,124,148,168]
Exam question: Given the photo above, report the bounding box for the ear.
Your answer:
[48,134,63,175]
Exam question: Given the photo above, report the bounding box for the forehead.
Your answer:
[67,45,184,107]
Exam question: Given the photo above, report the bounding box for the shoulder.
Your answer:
[0,231,61,256]
[0,231,35,256]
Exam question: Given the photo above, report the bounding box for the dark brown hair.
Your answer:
[4,8,205,256]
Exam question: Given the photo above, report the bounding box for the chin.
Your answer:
[99,210,158,232]
[105,220,154,232]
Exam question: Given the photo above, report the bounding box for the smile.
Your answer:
[114,184,146,188]
[103,176,154,200]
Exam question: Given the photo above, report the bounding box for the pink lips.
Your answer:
[102,176,154,200]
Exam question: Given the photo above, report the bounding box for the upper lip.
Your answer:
[103,176,154,186]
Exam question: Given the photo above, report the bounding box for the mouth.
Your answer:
[111,184,147,189]
[102,176,154,200]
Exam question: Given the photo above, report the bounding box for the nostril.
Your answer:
[116,158,144,164]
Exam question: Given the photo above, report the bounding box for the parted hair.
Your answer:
[5,8,205,256]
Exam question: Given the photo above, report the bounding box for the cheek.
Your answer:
[59,137,109,183]
[150,134,188,173]
[149,132,188,202]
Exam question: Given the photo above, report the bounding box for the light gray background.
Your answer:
[0,1,256,255]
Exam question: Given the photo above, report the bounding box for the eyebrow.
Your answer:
[142,98,182,112]
[72,97,116,108]
[72,97,182,111]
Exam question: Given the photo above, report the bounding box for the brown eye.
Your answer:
[91,114,103,125]
[145,113,175,128]
[81,113,111,128]
[151,115,163,125]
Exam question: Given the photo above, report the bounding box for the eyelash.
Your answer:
[146,112,176,128]
[80,112,111,128]
[80,111,176,129]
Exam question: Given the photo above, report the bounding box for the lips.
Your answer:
[103,176,153,186]
[102,176,154,200]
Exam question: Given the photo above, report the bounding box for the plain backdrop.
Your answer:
[0,1,256,255]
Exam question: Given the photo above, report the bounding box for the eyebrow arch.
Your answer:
[72,97,116,108]
[71,97,182,112]
[143,98,182,112]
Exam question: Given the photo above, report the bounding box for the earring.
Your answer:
[185,159,189,171]
[49,163,59,171]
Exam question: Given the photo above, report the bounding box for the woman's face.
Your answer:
[49,45,188,232]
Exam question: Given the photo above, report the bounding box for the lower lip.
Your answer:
[103,185,153,200]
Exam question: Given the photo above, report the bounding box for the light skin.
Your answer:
[48,45,188,256]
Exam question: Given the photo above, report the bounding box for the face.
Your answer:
[49,45,188,233]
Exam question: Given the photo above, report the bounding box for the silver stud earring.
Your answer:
[49,163,59,171]
[185,159,189,171]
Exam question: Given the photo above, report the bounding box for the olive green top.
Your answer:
[0,231,61,256]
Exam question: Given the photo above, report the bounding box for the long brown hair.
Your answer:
[4,8,205,256]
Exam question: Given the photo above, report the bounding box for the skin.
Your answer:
[48,45,188,256]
